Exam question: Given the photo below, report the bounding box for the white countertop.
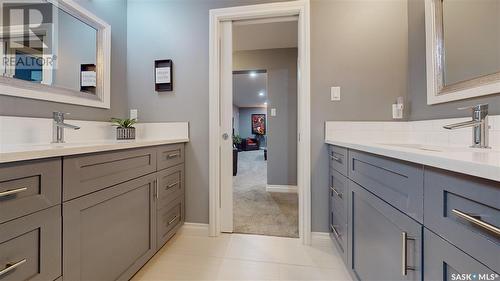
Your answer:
[0,138,189,164]
[325,138,500,182]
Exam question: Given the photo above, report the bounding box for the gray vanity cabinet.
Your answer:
[0,206,61,281]
[62,174,157,281]
[423,229,498,281]
[348,181,422,281]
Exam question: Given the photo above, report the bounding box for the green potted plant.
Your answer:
[233,134,242,149]
[111,118,137,140]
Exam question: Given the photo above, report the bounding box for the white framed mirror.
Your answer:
[425,0,500,105]
[0,0,111,108]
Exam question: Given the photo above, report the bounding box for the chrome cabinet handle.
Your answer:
[330,224,341,240]
[168,215,179,225]
[167,181,180,189]
[401,232,415,276]
[167,152,180,159]
[452,209,500,235]
[330,186,343,199]
[154,180,158,199]
[0,187,28,198]
[0,259,27,277]
[330,154,342,163]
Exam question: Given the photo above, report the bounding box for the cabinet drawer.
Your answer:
[349,150,424,222]
[328,145,348,177]
[157,165,184,209]
[157,196,184,249]
[330,208,347,263]
[330,168,347,223]
[424,168,499,271]
[348,181,422,281]
[157,144,184,171]
[63,174,156,281]
[0,206,61,281]
[63,147,157,201]
[0,159,61,224]
[424,229,498,281]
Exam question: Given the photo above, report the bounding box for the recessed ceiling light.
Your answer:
[264,102,268,106]
[259,92,265,96]
[249,71,257,78]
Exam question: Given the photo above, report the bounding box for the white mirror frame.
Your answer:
[425,0,500,105]
[0,0,111,108]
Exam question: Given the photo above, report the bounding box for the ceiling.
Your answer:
[233,19,298,51]
[233,72,267,108]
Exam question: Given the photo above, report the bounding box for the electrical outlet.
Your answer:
[271,108,277,116]
[330,87,341,101]
[130,109,138,120]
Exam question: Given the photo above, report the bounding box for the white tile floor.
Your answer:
[131,225,352,281]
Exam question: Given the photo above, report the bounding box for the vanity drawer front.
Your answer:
[157,144,184,171]
[330,168,347,221]
[63,147,157,201]
[424,229,498,281]
[424,168,499,271]
[328,145,348,177]
[157,165,184,210]
[349,150,424,222]
[0,206,61,281]
[157,196,184,249]
[0,159,61,224]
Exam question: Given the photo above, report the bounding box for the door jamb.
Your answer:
[208,0,311,244]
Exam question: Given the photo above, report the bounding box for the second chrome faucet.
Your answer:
[443,104,490,149]
[52,112,80,143]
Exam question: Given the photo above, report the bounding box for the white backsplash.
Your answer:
[325,115,500,149]
[0,116,189,146]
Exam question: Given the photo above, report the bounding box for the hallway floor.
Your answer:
[131,225,352,281]
[233,150,298,238]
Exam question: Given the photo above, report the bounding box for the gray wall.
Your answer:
[0,0,129,121]
[311,0,409,232]
[407,0,500,121]
[126,0,290,225]
[234,48,297,186]
[238,107,266,140]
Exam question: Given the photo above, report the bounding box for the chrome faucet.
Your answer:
[443,104,490,149]
[52,112,80,143]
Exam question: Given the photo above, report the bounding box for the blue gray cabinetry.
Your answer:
[327,144,499,280]
[0,143,185,281]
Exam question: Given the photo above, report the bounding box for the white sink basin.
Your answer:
[378,143,454,152]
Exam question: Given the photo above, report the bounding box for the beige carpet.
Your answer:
[233,150,298,238]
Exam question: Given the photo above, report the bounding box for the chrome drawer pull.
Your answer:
[167,181,180,189]
[452,209,500,235]
[0,187,28,198]
[168,215,179,225]
[330,224,341,240]
[401,232,415,276]
[330,155,342,163]
[0,259,27,277]
[329,186,343,199]
[166,152,180,159]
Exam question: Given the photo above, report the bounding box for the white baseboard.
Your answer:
[311,231,330,240]
[180,222,209,236]
[266,185,298,193]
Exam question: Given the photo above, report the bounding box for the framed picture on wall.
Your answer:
[251,114,266,135]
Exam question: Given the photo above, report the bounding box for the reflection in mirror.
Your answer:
[0,1,97,94]
[442,0,500,86]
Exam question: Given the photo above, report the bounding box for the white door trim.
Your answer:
[208,0,311,244]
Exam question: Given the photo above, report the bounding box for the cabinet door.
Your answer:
[63,174,156,281]
[348,182,422,281]
[424,229,498,281]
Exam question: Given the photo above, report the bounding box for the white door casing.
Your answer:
[209,0,311,244]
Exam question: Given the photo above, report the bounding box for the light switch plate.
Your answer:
[271,108,277,116]
[130,109,138,120]
[331,87,341,101]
